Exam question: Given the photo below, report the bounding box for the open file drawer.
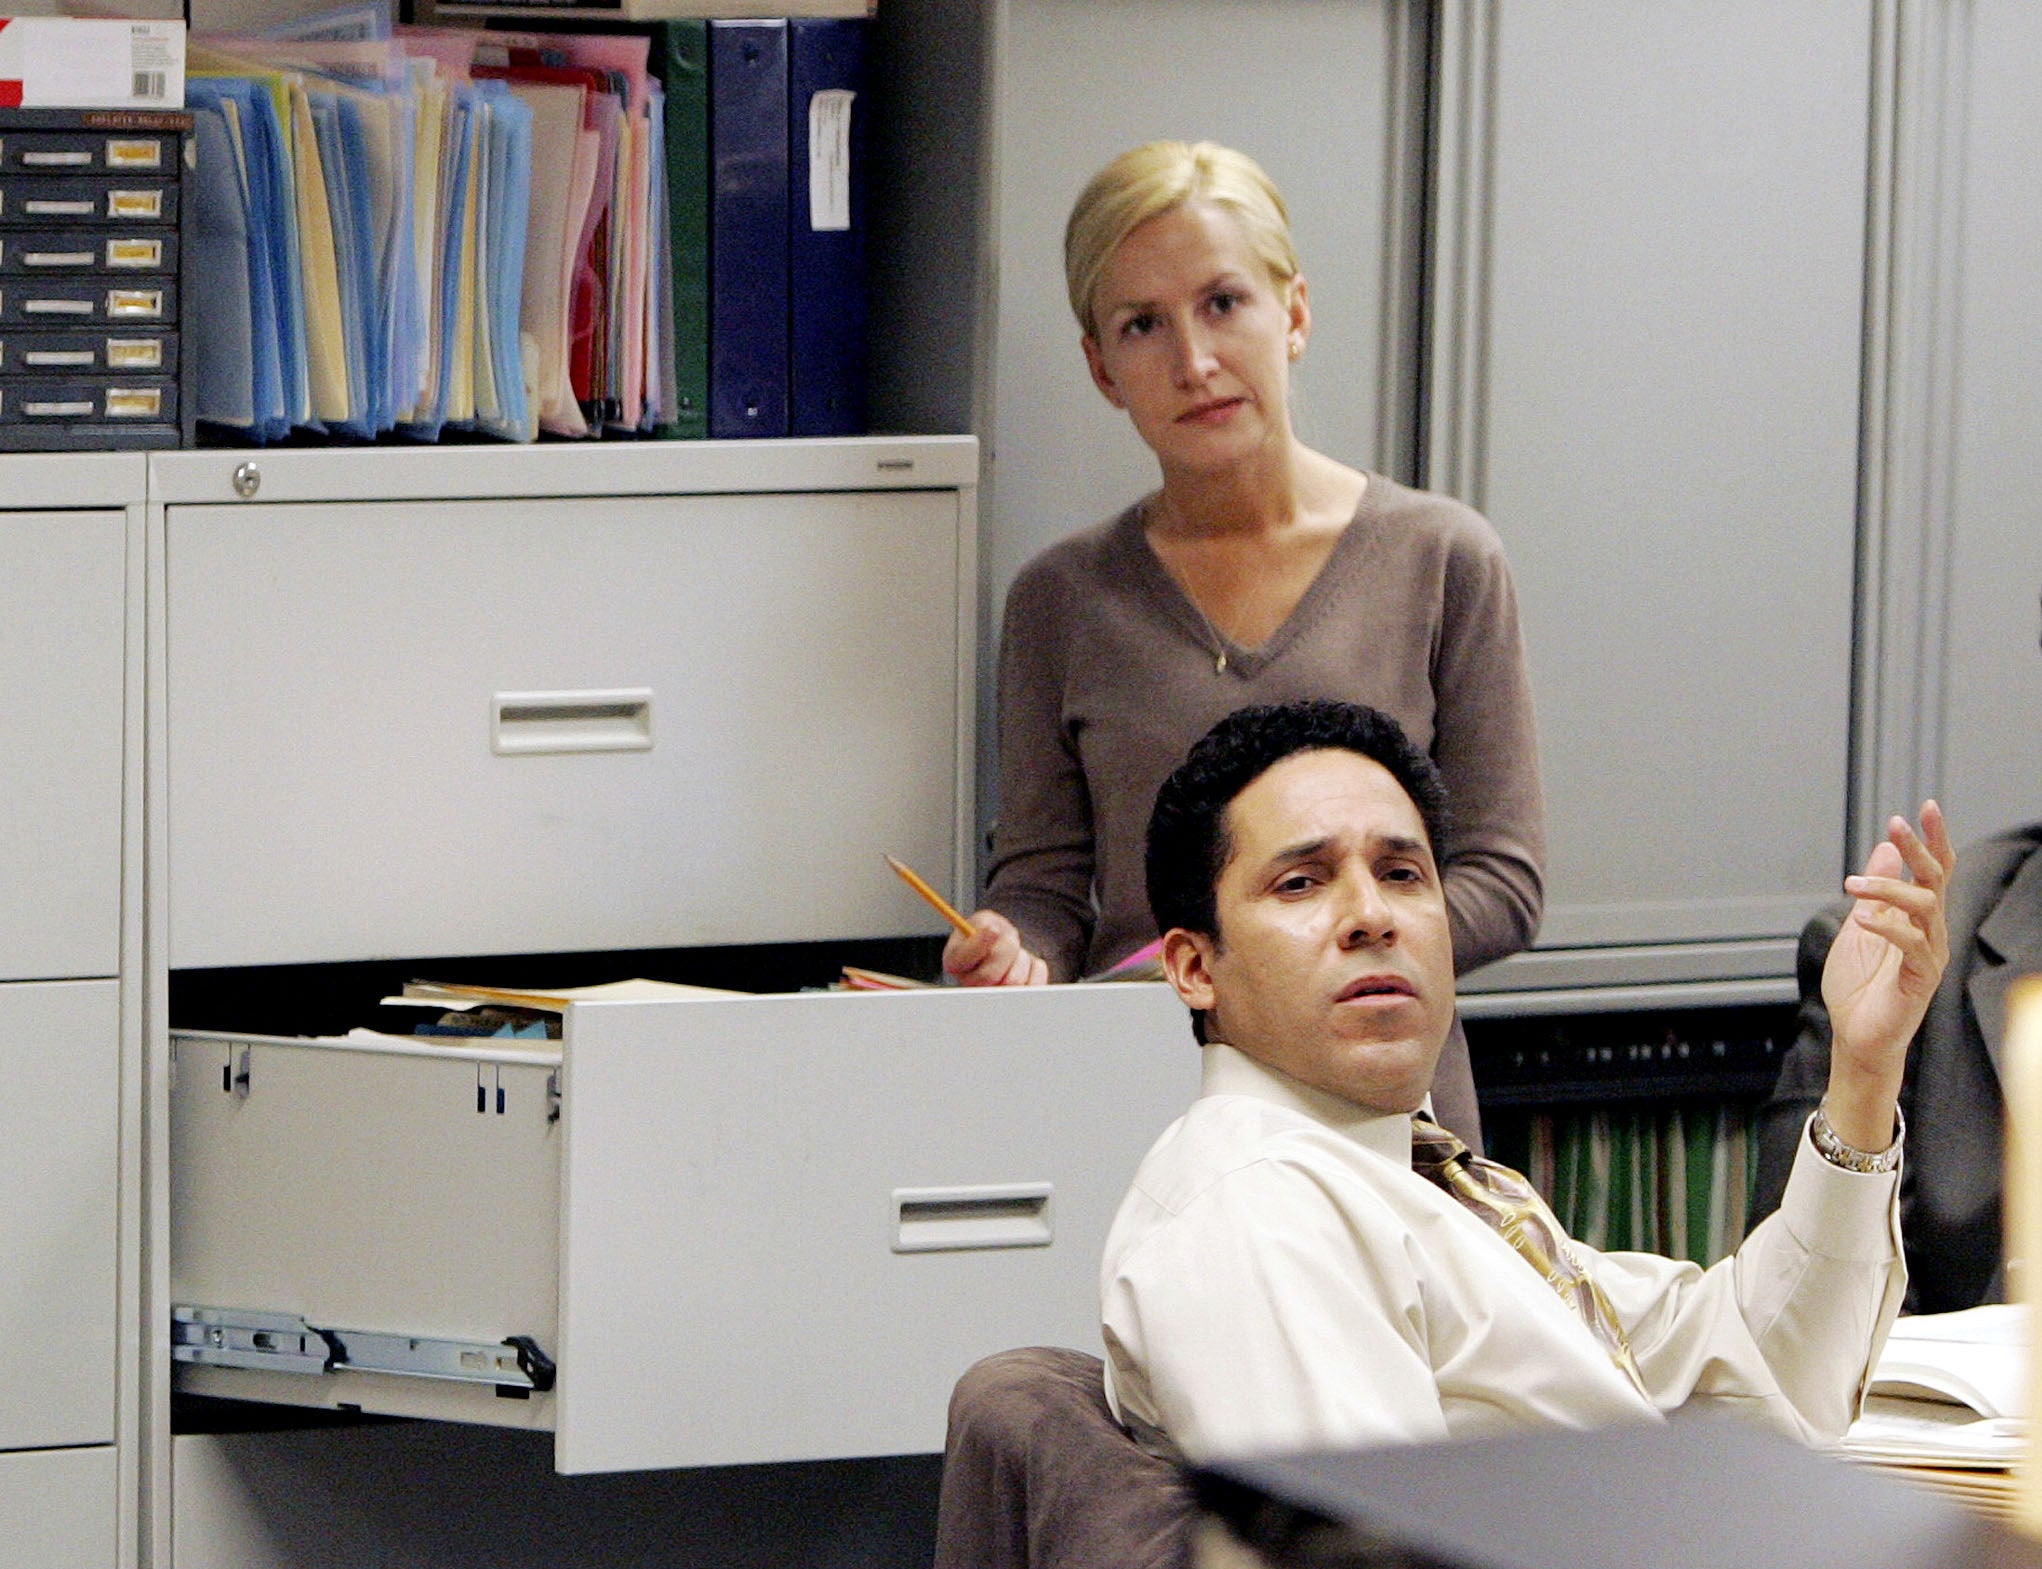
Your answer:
[170,982,1195,1473]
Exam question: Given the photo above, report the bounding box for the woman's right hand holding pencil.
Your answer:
[943,911,1050,988]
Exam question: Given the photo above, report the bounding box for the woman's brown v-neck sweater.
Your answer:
[985,475,1546,1137]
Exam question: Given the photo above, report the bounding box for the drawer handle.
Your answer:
[891,1183,1053,1253]
[492,689,653,755]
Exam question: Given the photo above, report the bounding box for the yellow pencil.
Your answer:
[885,854,976,939]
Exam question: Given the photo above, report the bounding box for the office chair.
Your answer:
[931,1346,1198,1569]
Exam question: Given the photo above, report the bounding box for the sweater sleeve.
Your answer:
[1431,516,1547,973]
[981,559,1097,981]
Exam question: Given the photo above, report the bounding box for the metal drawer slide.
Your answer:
[172,1305,555,1393]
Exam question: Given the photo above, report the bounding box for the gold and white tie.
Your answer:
[1410,1115,1649,1398]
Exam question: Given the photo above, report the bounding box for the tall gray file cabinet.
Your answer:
[0,454,144,1569]
[145,439,1198,1561]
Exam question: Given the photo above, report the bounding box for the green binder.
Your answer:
[650,19,709,439]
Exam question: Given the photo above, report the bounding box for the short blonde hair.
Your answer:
[1065,141,1300,340]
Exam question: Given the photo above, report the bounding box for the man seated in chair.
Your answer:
[1103,698,1951,1461]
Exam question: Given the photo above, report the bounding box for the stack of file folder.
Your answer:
[188,30,540,442]
[183,10,872,447]
[1486,1101,1761,1266]
[0,107,193,450]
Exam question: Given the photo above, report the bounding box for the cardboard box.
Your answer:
[0,19,184,111]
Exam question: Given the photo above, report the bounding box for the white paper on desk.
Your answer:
[1845,1394,2024,1469]
[1871,1302,2027,1419]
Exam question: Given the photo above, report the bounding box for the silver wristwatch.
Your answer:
[1809,1103,1905,1174]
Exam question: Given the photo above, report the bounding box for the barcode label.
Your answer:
[133,71,166,101]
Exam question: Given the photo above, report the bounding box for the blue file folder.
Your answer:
[188,78,295,440]
[190,105,256,432]
[480,82,534,442]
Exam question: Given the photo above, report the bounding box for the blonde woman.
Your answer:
[946,141,1543,1142]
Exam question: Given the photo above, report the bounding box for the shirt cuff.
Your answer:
[1779,1112,1902,1264]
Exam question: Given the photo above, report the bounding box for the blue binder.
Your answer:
[788,17,869,437]
[709,18,790,439]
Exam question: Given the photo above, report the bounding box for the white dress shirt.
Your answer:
[1101,1044,1906,1462]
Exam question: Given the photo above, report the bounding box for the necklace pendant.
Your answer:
[1215,651,1228,675]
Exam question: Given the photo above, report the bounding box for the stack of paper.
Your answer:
[1844,1303,2026,1522]
[340,976,748,1045]
[390,977,745,1009]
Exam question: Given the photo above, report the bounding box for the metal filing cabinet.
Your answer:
[0,453,144,1569]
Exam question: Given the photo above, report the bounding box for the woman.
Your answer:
[944,140,1543,1143]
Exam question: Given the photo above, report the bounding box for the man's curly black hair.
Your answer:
[1144,699,1451,947]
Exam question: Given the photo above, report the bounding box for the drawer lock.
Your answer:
[172,1305,557,1393]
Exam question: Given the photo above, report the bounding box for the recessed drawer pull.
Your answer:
[491,688,653,755]
[891,1182,1053,1253]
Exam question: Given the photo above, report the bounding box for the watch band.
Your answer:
[1809,1103,1905,1174]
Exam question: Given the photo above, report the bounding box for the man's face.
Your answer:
[1162,748,1457,1114]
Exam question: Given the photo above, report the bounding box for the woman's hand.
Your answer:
[943,911,1050,987]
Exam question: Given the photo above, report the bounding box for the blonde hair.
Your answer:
[1064,141,1300,340]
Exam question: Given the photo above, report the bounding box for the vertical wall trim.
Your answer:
[1421,0,1498,509]
[1852,0,1972,861]
[952,481,982,906]
[1375,1,1431,486]
[971,0,1008,889]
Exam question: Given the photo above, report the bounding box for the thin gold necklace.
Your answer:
[1142,497,1234,676]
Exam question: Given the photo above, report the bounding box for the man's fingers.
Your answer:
[1864,838,1904,879]
[1851,897,1933,954]
[1854,802,1955,895]
[1844,873,1938,919]
[1919,798,1955,871]
[1885,812,1950,892]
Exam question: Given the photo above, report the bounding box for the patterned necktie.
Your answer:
[1409,1115,1648,1398]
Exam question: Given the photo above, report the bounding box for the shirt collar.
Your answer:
[1200,1042,1415,1167]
